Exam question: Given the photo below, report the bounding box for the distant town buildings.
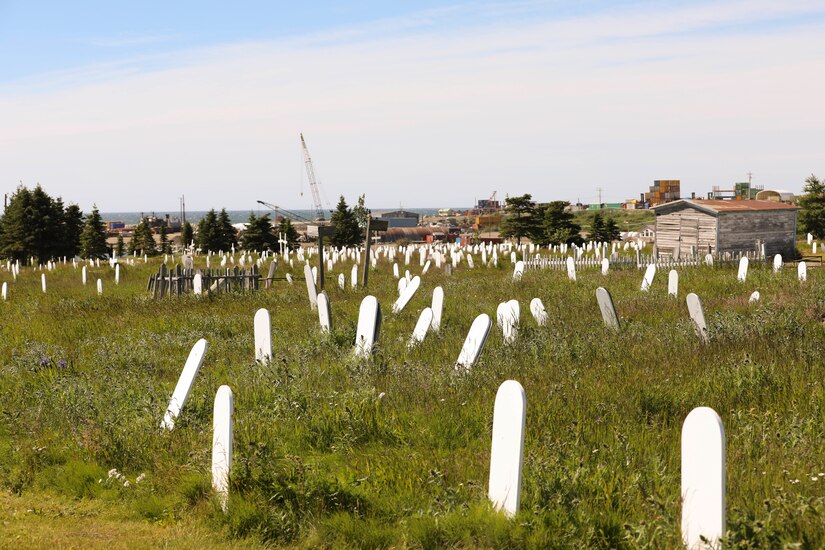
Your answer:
[645,180,681,206]
[378,209,420,228]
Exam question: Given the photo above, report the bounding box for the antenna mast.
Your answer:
[300,133,325,221]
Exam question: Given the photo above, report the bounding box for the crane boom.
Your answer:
[300,133,326,221]
[256,200,311,222]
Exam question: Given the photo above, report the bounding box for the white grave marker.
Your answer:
[97,278,103,295]
[529,298,547,326]
[253,308,272,363]
[431,286,444,331]
[668,269,679,297]
[115,264,120,285]
[502,300,519,344]
[512,260,524,281]
[392,275,421,313]
[737,256,748,282]
[601,258,609,276]
[798,261,807,283]
[686,293,709,344]
[1,282,6,301]
[212,385,233,512]
[304,263,318,310]
[488,380,526,518]
[566,256,576,281]
[355,296,381,357]
[408,307,434,347]
[82,265,87,285]
[595,287,620,331]
[351,265,358,288]
[317,291,332,333]
[681,407,725,550]
[41,274,46,293]
[161,339,209,430]
[455,313,492,371]
[748,291,760,304]
[641,263,656,292]
[193,273,203,295]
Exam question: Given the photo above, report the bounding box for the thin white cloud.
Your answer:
[84,32,182,48]
[1,0,823,210]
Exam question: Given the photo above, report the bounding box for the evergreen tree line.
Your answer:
[192,208,301,254]
[499,194,621,246]
[0,185,109,263]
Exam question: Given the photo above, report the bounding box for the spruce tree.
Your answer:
[62,204,84,258]
[329,196,361,247]
[132,217,157,255]
[0,186,33,263]
[277,217,300,250]
[543,201,583,246]
[79,206,109,259]
[798,174,825,239]
[603,217,621,242]
[353,194,369,229]
[500,194,542,245]
[196,209,220,252]
[590,212,605,241]
[218,209,237,251]
[0,185,85,263]
[159,221,171,254]
[181,221,194,250]
[240,212,276,252]
[115,233,125,256]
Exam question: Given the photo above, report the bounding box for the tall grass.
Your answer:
[0,251,822,548]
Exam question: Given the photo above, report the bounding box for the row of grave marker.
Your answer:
[162,342,724,550]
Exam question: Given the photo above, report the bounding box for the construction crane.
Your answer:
[256,200,311,222]
[300,133,326,221]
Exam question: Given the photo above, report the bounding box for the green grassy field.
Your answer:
[0,245,823,548]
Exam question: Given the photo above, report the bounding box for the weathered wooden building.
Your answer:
[651,199,798,258]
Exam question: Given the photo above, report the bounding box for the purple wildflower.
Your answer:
[40,356,49,366]
[58,360,67,370]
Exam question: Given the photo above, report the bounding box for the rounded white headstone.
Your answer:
[681,407,725,550]
[488,380,526,518]
[212,385,234,512]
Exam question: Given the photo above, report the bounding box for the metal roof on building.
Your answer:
[652,199,798,215]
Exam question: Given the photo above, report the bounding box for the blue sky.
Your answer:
[1,0,824,211]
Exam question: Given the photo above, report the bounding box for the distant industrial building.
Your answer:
[645,180,680,206]
[755,189,795,203]
[380,227,433,243]
[708,182,763,200]
[379,210,420,228]
[652,199,798,258]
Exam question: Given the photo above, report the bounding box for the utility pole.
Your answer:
[597,187,602,207]
[180,195,186,226]
[746,171,753,199]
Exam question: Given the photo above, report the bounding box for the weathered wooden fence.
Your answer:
[526,250,765,271]
[148,264,264,297]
